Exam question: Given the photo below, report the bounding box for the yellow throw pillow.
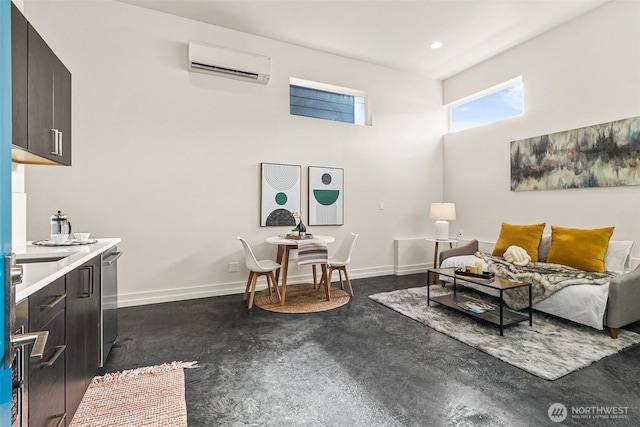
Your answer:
[492,222,546,261]
[546,226,615,272]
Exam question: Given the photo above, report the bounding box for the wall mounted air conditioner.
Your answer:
[188,41,271,84]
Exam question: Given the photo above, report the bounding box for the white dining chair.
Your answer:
[237,236,281,309]
[317,233,358,296]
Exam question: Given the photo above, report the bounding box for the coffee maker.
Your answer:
[50,210,72,235]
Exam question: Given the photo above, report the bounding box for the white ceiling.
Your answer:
[118,0,609,80]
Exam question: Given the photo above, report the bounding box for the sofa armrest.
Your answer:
[439,240,479,267]
[605,264,640,328]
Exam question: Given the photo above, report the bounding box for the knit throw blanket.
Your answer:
[297,239,328,266]
[474,252,618,310]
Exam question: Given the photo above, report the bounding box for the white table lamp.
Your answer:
[430,203,456,240]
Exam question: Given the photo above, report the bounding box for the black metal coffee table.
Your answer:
[427,268,532,336]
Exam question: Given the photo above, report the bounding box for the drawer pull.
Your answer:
[54,412,67,427]
[40,293,66,310]
[40,345,66,367]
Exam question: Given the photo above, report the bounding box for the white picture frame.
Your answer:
[260,163,301,227]
[308,166,344,226]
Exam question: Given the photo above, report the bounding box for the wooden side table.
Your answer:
[425,238,458,284]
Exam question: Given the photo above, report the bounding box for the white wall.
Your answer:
[22,0,444,306]
[443,1,640,264]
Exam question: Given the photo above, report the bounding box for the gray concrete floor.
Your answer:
[102,274,640,426]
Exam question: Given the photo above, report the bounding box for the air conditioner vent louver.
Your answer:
[190,62,259,80]
[188,41,270,84]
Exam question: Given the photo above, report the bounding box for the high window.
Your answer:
[289,77,368,126]
[449,77,523,133]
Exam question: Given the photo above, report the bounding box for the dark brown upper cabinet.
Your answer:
[11,3,72,166]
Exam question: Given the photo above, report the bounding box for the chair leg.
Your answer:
[275,245,284,285]
[343,267,354,296]
[243,272,254,301]
[315,272,322,291]
[338,270,345,290]
[248,274,259,309]
[268,271,281,302]
[324,267,334,292]
[264,272,272,295]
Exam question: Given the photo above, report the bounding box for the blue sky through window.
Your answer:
[450,80,523,132]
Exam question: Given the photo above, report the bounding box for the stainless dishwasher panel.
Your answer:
[100,247,121,367]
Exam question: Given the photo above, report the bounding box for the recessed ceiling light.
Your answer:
[430,41,444,50]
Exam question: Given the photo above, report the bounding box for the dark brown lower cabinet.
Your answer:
[27,256,102,427]
[65,256,101,425]
[29,279,67,427]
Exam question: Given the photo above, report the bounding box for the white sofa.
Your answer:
[438,237,639,338]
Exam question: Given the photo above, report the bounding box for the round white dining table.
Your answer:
[265,235,335,305]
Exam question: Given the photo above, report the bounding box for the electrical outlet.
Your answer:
[228,262,239,273]
[379,202,385,210]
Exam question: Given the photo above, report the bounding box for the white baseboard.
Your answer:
[394,262,430,276]
[117,265,395,307]
[117,253,640,308]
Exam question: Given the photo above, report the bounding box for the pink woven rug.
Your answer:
[69,361,197,427]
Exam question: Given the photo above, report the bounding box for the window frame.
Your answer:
[447,76,523,133]
[289,77,370,126]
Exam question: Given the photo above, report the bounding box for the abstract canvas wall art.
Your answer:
[261,163,300,226]
[308,166,344,225]
[511,116,640,191]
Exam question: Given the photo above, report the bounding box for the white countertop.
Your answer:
[13,238,121,303]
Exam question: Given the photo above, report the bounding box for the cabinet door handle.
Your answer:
[53,412,67,427]
[80,265,94,296]
[40,293,66,310]
[57,131,63,157]
[89,264,94,294]
[49,129,63,156]
[40,344,66,367]
[50,129,58,154]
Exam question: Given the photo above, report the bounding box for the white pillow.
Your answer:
[604,240,634,273]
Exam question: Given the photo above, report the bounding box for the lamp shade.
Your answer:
[429,203,456,220]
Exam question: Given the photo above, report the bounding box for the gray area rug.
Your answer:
[369,286,640,380]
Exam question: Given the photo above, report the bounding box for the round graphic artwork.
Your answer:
[266,208,296,226]
[275,192,288,205]
[313,189,340,206]
[263,164,299,191]
[309,167,343,226]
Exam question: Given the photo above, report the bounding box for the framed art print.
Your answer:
[511,116,640,191]
[308,166,344,225]
[261,163,301,226]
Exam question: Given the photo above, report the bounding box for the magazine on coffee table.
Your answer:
[455,300,496,314]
